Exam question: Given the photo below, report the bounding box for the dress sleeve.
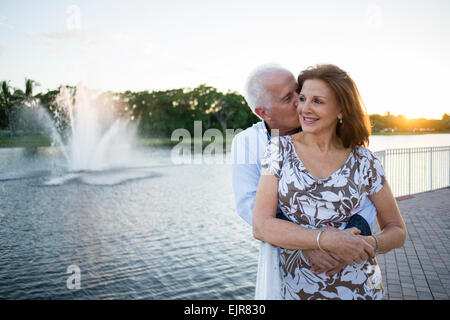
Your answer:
[365,149,386,196]
[261,136,284,179]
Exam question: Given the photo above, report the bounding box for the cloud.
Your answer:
[24,28,201,92]
[27,29,154,57]
[0,15,13,29]
[27,29,98,48]
[106,32,153,56]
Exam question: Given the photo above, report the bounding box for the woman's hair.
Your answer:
[297,64,371,148]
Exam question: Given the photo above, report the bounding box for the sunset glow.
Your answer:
[1,0,449,119]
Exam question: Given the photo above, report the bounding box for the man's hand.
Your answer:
[302,249,346,276]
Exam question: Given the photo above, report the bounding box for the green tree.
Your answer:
[441,113,450,131]
[369,114,385,131]
[0,81,21,135]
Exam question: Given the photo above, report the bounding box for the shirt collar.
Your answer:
[262,120,302,142]
[262,121,271,141]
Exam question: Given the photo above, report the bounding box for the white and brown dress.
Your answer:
[261,135,385,300]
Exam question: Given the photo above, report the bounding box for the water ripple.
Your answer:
[0,149,258,299]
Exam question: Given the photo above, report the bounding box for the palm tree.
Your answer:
[0,80,16,136]
[0,79,40,135]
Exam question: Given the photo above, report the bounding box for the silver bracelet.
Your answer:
[370,235,379,254]
[316,230,327,253]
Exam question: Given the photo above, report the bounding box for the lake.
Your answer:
[0,133,449,299]
[368,133,450,152]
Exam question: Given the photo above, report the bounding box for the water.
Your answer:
[369,133,450,152]
[0,147,257,299]
[0,133,449,299]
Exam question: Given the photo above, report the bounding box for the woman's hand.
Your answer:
[303,248,345,275]
[320,227,375,265]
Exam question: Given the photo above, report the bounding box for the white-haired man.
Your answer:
[231,65,377,299]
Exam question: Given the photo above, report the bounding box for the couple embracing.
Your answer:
[231,64,407,300]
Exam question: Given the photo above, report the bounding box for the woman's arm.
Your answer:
[253,169,375,265]
[366,181,407,254]
[252,169,319,250]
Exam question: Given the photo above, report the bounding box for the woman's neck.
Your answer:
[296,131,343,153]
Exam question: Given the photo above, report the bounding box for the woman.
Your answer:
[253,64,407,300]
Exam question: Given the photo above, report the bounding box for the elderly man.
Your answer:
[231,65,377,299]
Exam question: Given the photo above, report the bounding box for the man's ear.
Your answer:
[254,106,271,121]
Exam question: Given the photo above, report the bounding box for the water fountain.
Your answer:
[41,84,158,185]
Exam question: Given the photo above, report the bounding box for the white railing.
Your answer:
[374,146,450,197]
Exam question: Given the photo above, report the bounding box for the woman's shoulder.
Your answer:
[264,136,293,162]
[266,135,292,153]
[269,135,291,144]
[353,145,378,161]
[262,136,292,177]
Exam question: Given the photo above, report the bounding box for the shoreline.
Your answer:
[1,131,450,149]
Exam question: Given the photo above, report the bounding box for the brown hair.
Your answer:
[297,64,371,148]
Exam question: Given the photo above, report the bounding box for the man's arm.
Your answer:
[320,198,378,276]
[355,197,378,233]
[231,131,262,225]
[232,162,260,226]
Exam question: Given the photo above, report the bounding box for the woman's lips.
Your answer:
[302,116,319,124]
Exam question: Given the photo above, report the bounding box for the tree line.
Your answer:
[370,112,450,132]
[1,79,449,138]
[0,80,259,138]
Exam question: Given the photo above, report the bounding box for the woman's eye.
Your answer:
[299,96,306,102]
[313,99,322,104]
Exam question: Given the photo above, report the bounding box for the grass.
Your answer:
[0,131,52,148]
[0,132,231,148]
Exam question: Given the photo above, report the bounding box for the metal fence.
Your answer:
[374,146,450,197]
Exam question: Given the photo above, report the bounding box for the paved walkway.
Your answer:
[374,187,450,300]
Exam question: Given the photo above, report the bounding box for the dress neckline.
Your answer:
[287,135,354,182]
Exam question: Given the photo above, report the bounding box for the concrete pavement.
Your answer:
[374,188,450,300]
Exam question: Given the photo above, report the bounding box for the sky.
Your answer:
[1,0,449,119]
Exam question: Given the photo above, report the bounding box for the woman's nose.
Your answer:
[299,99,311,114]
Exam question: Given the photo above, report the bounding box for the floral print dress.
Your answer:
[261,135,385,300]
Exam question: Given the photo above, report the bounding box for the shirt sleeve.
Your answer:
[231,134,262,226]
[365,149,386,196]
[232,162,260,226]
[261,136,283,179]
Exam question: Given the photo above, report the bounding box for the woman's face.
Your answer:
[297,79,342,135]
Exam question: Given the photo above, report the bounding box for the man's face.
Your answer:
[263,71,300,132]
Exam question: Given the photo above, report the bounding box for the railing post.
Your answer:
[448,147,450,188]
[408,148,411,196]
[376,145,450,197]
[430,148,433,191]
